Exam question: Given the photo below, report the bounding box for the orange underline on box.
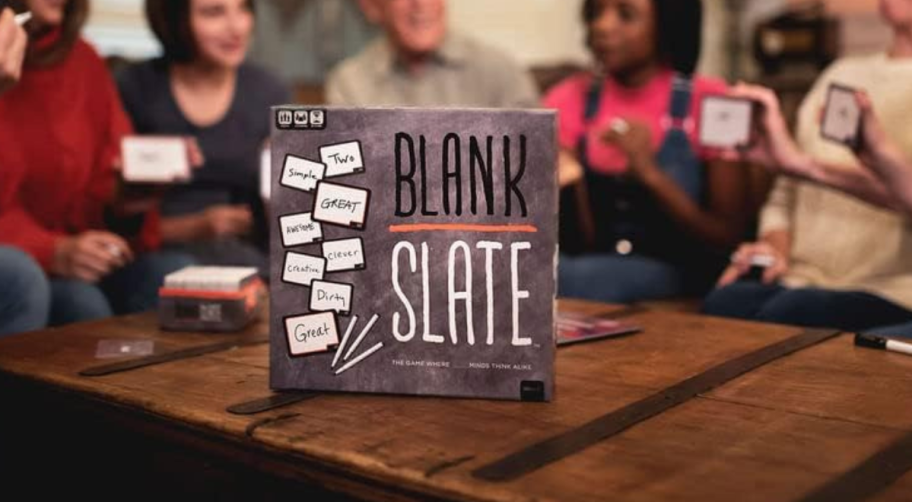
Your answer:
[388,224,539,234]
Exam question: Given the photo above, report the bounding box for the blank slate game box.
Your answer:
[269,107,558,401]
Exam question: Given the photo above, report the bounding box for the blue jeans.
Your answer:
[865,322,912,339]
[0,247,50,337]
[702,281,912,331]
[49,251,194,326]
[559,253,690,304]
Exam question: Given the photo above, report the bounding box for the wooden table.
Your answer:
[1,301,911,502]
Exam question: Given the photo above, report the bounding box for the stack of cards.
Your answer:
[821,83,862,147]
[121,136,191,184]
[158,266,265,332]
[699,96,754,149]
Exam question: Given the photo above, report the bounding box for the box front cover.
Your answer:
[269,107,557,401]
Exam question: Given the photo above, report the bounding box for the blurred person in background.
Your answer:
[0,0,194,328]
[118,0,290,278]
[548,0,750,304]
[326,0,539,108]
[703,0,912,332]
[0,4,49,337]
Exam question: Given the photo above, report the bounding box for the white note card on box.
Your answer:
[285,312,339,356]
[279,212,324,247]
[281,155,326,193]
[320,141,365,178]
[312,182,370,230]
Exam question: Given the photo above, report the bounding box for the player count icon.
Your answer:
[311,110,325,127]
[294,110,309,127]
[277,110,293,128]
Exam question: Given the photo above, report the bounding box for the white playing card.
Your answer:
[821,84,862,146]
[122,136,190,184]
[699,96,753,149]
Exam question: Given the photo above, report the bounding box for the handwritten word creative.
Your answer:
[320,141,365,178]
[280,212,324,247]
[322,238,365,272]
[313,182,371,229]
[283,252,327,287]
[280,154,326,193]
[310,280,354,316]
[286,312,340,356]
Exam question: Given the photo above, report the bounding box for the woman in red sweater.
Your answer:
[0,0,193,326]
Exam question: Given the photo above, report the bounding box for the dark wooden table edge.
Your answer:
[0,370,491,502]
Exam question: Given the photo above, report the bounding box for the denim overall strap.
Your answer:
[655,74,703,202]
[576,76,641,252]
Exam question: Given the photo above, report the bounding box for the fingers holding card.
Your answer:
[699,96,754,149]
[821,84,862,147]
[121,137,191,184]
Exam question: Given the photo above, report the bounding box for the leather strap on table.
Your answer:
[798,429,912,502]
[79,337,269,377]
[473,328,843,482]
[227,392,319,415]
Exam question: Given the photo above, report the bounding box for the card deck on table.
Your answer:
[557,313,642,346]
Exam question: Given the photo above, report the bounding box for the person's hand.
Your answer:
[53,231,134,283]
[204,204,252,238]
[853,91,905,176]
[601,118,658,181]
[179,137,205,180]
[0,8,28,96]
[558,150,584,188]
[721,83,821,181]
[717,241,789,288]
[112,137,206,214]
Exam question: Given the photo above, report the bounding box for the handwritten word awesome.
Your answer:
[286,223,317,233]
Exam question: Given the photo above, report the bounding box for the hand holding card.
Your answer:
[699,95,754,149]
[821,84,862,147]
[715,83,823,181]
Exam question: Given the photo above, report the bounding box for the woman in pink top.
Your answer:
[546,0,749,303]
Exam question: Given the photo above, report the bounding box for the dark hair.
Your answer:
[582,0,703,76]
[145,0,255,64]
[9,0,89,67]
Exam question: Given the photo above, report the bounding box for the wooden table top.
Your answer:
[1,300,910,502]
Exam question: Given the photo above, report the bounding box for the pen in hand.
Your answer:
[14,11,31,26]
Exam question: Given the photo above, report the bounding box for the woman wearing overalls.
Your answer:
[545,0,750,303]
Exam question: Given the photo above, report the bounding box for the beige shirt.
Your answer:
[760,53,912,309]
[325,32,540,108]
